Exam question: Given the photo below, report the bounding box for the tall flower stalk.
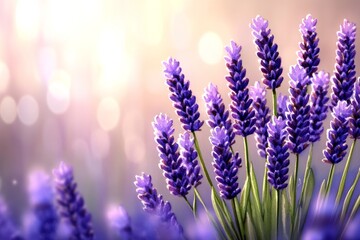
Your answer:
[331,19,356,108]
[53,162,94,240]
[251,15,284,116]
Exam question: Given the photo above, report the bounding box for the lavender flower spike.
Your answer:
[250,81,270,158]
[309,71,330,142]
[178,131,203,187]
[251,15,284,90]
[25,170,58,240]
[349,78,360,139]
[134,173,183,235]
[0,196,22,239]
[225,41,256,137]
[203,82,235,145]
[277,93,289,120]
[153,113,191,196]
[266,116,290,190]
[298,14,320,79]
[331,19,356,108]
[53,162,94,239]
[210,126,242,199]
[286,65,311,154]
[323,101,352,164]
[107,205,132,240]
[163,58,204,131]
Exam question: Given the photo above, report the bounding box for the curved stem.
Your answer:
[192,132,213,188]
[272,88,277,117]
[183,196,193,212]
[336,139,356,204]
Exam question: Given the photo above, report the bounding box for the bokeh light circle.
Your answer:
[198,31,223,65]
[17,95,39,126]
[0,96,17,124]
[96,97,120,131]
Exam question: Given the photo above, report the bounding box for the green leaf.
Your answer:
[240,178,250,222]
[349,195,360,220]
[298,168,315,233]
[288,175,295,219]
[270,190,277,240]
[341,169,360,221]
[211,187,237,239]
[250,163,262,215]
[281,190,291,239]
[319,179,327,197]
[192,192,197,217]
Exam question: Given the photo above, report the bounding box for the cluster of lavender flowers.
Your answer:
[134,14,360,240]
[0,14,359,240]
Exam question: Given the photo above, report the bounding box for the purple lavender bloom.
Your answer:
[323,101,352,164]
[266,116,290,190]
[178,131,203,187]
[53,162,94,240]
[0,196,22,240]
[309,71,330,142]
[25,170,58,240]
[277,93,289,120]
[286,65,311,154]
[153,114,191,196]
[250,81,270,158]
[134,173,183,236]
[224,41,256,137]
[163,58,204,132]
[251,15,284,90]
[107,206,132,240]
[331,19,357,108]
[210,126,242,199]
[349,78,360,139]
[203,82,235,145]
[298,14,320,79]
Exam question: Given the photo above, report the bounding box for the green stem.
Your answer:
[336,139,356,204]
[243,136,251,224]
[272,88,277,117]
[231,198,242,240]
[184,196,193,211]
[325,164,336,196]
[276,189,281,240]
[299,143,313,206]
[291,153,300,236]
[192,132,213,188]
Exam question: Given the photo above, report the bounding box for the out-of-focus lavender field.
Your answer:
[0,0,359,237]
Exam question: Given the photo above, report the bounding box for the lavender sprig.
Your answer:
[0,197,22,240]
[107,206,132,240]
[134,173,184,236]
[323,101,352,164]
[178,131,203,187]
[298,14,320,79]
[153,114,191,197]
[25,171,58,240]
[251,15,284,90]
[203,82,235,145]
[331,19,356,108]
[349,78,360,139]
[53,162,94,240]
[267,116,290,190]
[210,126,242,199]
[309,71,330,143]
[163,58,204,132]
[250,81,271,158]
[286,65,311,154]
[224,41,256,137]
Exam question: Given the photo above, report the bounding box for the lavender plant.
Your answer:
[53,162,94,240]
[134,14,360,240]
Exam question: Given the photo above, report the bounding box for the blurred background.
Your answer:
[0,0,359,237]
